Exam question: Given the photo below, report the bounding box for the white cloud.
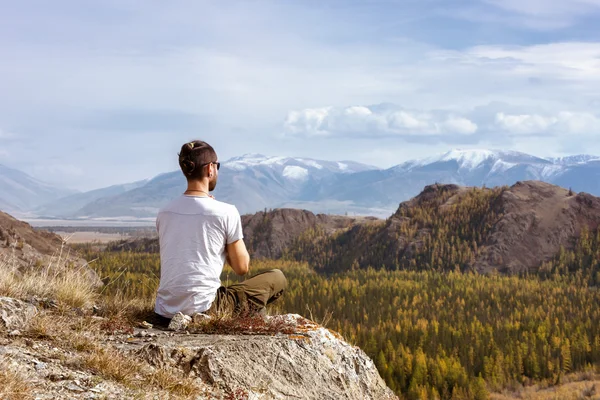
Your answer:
[284,107,332,137]
[465,42,600,81]
[443,117,479,135]
[283,105,479,138]
[495,111,600,135]
[284,103,600,140]
[2,2,600,188]
[495,113,556,134]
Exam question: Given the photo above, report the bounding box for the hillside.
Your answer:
[286,180,600,275]
[241,208,379,259]
[0,164,75,213]
[106,208,379,258]
[108,180,600,277]
[0,231,395,399]
[0,210,68,267]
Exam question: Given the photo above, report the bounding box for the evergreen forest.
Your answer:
[77,228,600,399]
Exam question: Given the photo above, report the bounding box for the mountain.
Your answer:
[286,180,600,275]
[307,149,600,214]
[28,149,600,220]
[42,155,378,218]
[0,164,76,213]
[92,180,600,278]
[35,179,149,218]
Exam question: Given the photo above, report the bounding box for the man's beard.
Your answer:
[209,176,217,191]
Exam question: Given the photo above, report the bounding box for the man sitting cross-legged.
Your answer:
[153,140,287,324]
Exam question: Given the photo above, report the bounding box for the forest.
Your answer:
[71,183,600,399]
[77,231,600,399]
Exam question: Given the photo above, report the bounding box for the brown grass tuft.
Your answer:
[0,357,34,400]
[189,313,296,335]
[147,368,203,398]
[95,291,155,322]
[0,251,97,309]
[83,347,140,385]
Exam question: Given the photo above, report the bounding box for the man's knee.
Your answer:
[269,269,287,291]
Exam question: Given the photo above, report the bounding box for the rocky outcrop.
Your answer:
[0,296,37,331]
[125,314,396,400]
[1,303,396,399]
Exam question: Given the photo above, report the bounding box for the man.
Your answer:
[154,140,287,321]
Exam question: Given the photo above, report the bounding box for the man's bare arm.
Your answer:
[226,239,250,276]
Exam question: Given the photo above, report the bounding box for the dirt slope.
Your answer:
[0,210,67,267]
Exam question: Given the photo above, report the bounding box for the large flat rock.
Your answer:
[119,315,397,400]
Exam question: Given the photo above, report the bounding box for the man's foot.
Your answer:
[192,313,212,324]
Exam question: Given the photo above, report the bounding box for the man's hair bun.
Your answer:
[178,140,217,180]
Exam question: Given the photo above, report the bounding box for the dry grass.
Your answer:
[0,246,97,309]
[147,368,203,398]
[21,310,203,398]
[491,373,600,400]
[0,357,33,400]
[83,347,141,385]
[95,291,155,322]
[2,242,206,399]
[189,313,296,335]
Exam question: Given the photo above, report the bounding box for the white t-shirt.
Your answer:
[154,195,244,318]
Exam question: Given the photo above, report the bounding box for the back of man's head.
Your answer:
[178,140,217,180]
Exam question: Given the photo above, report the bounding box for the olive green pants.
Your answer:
[208,269,287,316]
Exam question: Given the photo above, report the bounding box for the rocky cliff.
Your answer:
[0,297,396,399]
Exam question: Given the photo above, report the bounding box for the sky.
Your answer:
[1,0,600,191]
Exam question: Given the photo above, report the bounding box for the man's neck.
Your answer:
[185,180,210,196]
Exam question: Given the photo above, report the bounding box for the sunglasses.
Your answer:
[200,161,220,170]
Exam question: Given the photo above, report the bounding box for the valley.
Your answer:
[3,179,600,398]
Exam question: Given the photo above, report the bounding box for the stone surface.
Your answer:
[129,314,397,400]
[167,312,191,331]
[0,296,38,331]
[1,298,396,399]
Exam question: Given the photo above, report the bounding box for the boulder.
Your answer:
[129,314,397,399]
[0,296,37,331]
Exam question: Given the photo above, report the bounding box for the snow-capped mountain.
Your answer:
[545,155,600,166]
[7,149,600,220]
[308,149,600,213]
[226,154,375,177]
[0,164,76,213]
[405,149,550,171]
[36,155,379,218]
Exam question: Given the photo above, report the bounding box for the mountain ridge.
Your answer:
[101,180,600,280]
[6,149,600,220]
[0,164,76,213]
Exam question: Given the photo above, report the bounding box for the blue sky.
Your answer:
[1,0,600,190]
